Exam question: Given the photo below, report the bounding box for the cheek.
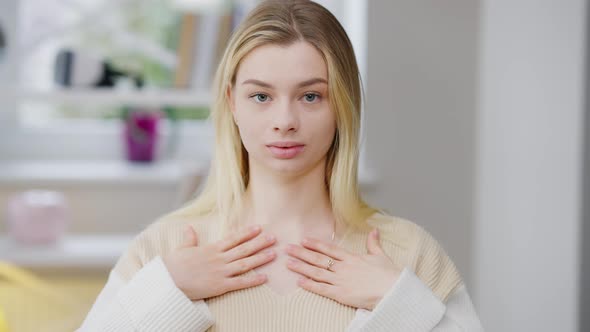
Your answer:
[326,109,338,133]
[234,108,264,150]
[323,124,337,151]
[312,113,337,151]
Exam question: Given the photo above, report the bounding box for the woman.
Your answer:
[79,0,484,331]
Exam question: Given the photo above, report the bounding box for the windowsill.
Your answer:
[0,159,376,189]
[14,88,212,108]
[0,160,208,187]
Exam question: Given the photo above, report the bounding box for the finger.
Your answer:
[287,258,334,284]
[366,228,385,255]
[226,249,276,276]
[224,272,267,293]
[218,225,262,252]
[297,276,336,299]
[181,225,199,248]
[300,237,350,261]
[286,244,334,270]
[223,232,276,263]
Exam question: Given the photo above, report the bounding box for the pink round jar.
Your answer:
[6,190,69,245]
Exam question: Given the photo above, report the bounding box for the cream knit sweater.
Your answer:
[79,213,484,331]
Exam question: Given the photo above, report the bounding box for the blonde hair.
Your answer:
[171,0,377,232]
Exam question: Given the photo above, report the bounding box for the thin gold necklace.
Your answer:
[331,219,336,242]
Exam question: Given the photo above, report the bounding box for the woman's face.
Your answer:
[229,41,336,177]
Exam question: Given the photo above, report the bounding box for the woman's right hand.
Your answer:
[162,224,276,301]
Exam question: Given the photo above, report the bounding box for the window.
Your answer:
[0,0,367,162]
[16,0,245,124]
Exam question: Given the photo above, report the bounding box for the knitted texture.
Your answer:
[113,212,463,332]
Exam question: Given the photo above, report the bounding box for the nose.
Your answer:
[272,100,299,133]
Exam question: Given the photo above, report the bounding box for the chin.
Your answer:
[266,159,310,175]
[262,154,328,177]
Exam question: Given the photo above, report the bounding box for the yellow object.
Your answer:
[0,261,106,332]
[0,307,9,332]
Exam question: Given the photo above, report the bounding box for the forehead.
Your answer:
[235,41,328,87]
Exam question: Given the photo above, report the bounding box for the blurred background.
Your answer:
[0,0,586,331]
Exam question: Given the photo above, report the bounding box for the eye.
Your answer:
[250,93,270,103]
[303,93,321,103]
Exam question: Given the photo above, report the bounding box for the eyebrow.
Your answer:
[241,78,328,89]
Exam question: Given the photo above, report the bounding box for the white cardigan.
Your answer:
[78,256,484,331]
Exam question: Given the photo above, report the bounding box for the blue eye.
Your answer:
[303,93,320,103]
[251,93,270,103]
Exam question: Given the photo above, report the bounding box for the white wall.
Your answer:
[364,0,479,288]
[474,1,585,331]
[366,1,585,331]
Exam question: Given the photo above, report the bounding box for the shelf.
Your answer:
[0,160,207,187]
[0,234,134,269]
[12,88,212,107]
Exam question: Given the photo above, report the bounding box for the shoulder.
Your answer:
[137,211,220,257]
[365,212,453,256]
[364,212,463,302]
[365,212,428,249]
[113,211,219,281]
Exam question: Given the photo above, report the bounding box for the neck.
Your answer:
[241,159,336,238]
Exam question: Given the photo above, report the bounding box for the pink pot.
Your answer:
[6,190,69,245]
[124,111,162,162]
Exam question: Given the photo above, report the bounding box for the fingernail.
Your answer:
[250,225,261,232]
[266,234,275,241]
[263,249,274,256]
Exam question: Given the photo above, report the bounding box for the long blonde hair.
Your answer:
[171,0,377,232]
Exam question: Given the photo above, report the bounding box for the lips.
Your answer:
[267,141,304,148]
[266,142,305,159]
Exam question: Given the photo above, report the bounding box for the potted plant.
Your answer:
[122,107,164,163]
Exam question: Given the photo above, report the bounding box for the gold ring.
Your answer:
[326,258,335,271]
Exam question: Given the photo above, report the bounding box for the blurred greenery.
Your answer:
[73,0,182,87]
[55,0,211,121]
[57,105,210,121]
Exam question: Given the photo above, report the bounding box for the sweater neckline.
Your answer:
[246,223,353,301]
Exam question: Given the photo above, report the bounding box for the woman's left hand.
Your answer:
[285,228,402,310]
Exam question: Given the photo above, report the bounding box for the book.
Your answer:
[174,13,199,88]
[190,13,221,90]
[211,14,233,82]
